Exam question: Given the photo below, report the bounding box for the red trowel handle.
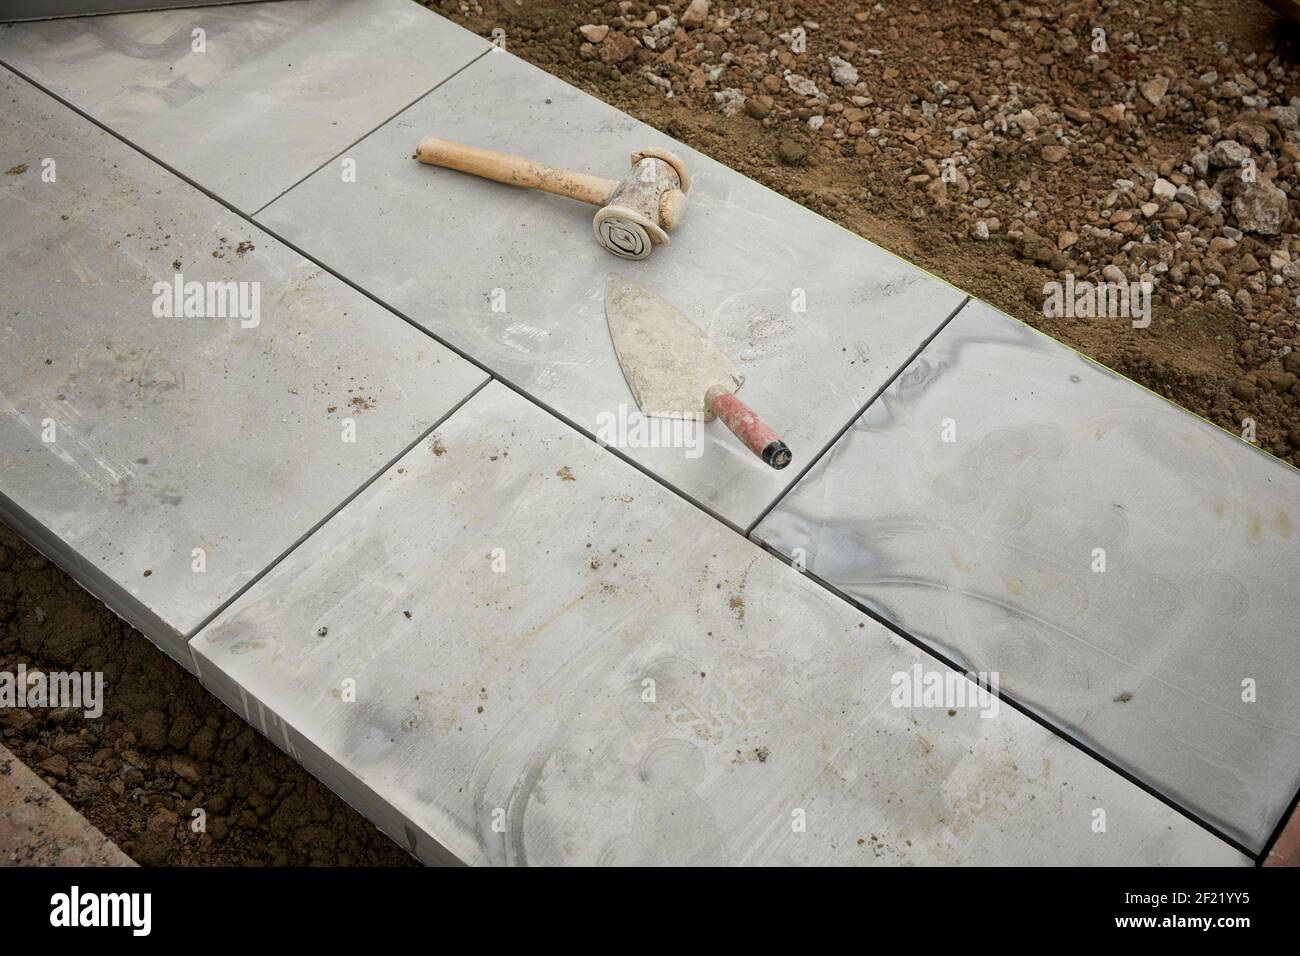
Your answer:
[706,386,792,470]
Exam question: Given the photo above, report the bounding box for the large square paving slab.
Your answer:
[0,70,487,668]
[256,49,967,529]
[0,0,490,213]
[754,299,1300,853]
[192,382,1245,866]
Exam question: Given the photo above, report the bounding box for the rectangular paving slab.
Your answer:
[256,48,967,529]
[191,381,1246,866]
[754,298,1300,854]
[0,70,487,669]
[0,0,490,213]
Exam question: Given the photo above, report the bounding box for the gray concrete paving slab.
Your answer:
[192,382,1248,866]
[0,0,490,212]
[0,69,488,668]
[754,298,1300,853]
[256,48,967,529]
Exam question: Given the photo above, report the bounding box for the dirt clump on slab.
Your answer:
[429,0,1300,464]
[0,524,414,867]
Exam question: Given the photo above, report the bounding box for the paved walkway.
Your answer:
[1,0,1296,865]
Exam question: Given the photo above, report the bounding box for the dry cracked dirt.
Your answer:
[0,524,413,866]
[4,0,1300,865]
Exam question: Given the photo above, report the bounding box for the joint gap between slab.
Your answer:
[249,45,496,217]
[747,535,1260,861]
[744,294,971,538]
[183,375,493,642]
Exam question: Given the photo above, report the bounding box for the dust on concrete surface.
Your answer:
[428,0,1300,465]
[0,524,415,866]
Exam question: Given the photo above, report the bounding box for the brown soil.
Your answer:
[428,0,1300,464]
[0,524,414,867]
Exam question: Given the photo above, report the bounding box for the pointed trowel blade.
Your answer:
[604,276,743,420]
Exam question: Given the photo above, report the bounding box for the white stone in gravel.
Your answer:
[1015,108,1040,131]
[713,88,745,116]
[1196,187,1223,214]
[1140,76,1170,106]
[1271,105,1298,129]
[645,72,673,95]
[1209,139,1251,168]
[785,72,821,97]
[681,0,709,29]
[1233,178,1289,235]
[1152,178,1177,200]
[828,55,859,86]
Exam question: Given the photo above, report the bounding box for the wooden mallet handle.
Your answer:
[706,386,792,470]
[416,136,618,206]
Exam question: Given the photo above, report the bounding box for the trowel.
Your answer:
[604,276,792,469]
